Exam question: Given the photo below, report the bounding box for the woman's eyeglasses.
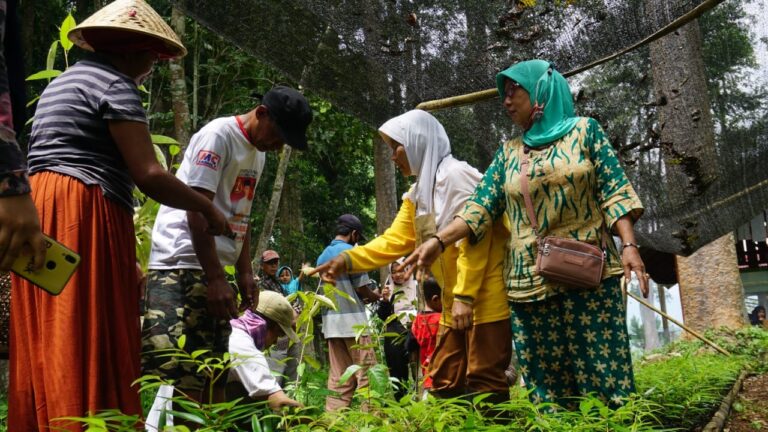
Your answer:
[504,81,522,99]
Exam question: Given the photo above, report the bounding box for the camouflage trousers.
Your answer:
[141,269,233,393]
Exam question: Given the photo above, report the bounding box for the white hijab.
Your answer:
[379,110,481,231]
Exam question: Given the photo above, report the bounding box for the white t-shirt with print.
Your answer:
[149,116,265,269]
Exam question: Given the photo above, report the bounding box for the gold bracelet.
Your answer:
[621,242,638,251]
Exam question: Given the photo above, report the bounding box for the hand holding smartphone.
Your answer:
[11,235,81,295]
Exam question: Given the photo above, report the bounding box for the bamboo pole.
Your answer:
[415,0,725,112]
[416,88,498,111]
[625,289,731,356]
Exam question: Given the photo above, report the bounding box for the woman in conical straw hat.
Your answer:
[9,1,230,430]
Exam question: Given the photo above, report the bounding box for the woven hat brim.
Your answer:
[69,26,187,58]
[68,0,187,58]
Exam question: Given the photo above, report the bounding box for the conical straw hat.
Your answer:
[68,0,187,58]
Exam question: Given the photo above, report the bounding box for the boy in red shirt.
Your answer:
[406,278,442,390]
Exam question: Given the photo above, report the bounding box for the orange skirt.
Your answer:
[10,172,141,431]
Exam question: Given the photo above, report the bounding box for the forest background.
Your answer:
[16,0,768,291]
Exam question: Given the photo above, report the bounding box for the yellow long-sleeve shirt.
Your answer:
[342,198,509,326]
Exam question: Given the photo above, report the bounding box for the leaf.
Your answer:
[59,13,76,52]
[302,354,321,370]
[366,363,390,393]
[151,134,180,145]
[190,349,209,359]
[313,294,338,311]
[26,70,62,81]
[46,41,59,71]
[324,283,355,304]
[167,410,205,425]
[153,144,167,167]
[26,95,40,108]
[177,334,186,350]
[252,414,264,432]
[337,364,362,386]
[169,144,180,156]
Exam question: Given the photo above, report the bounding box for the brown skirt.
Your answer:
[10,172,141,431]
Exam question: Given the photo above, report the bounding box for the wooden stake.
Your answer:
[626,289,731,356]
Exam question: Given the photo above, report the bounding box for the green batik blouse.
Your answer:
[459,117,643,302]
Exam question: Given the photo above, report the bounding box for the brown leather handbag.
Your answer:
[520,146,605,289]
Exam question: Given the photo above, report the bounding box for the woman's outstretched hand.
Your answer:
[309,255,347,285]
[400,237,443,280]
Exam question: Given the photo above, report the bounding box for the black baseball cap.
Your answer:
[261,86,313,150]
[337,214,366,242]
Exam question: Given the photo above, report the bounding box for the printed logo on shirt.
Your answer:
[195,150,221,170]
[228,169,260,242]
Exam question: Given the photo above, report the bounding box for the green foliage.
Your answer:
[635,353,746,430]
[48,327,768,432]
[632,326,768,430]
[263,98,377,268]
[58,13,76,65]
[699,0,768,133]
[0,400,6,432]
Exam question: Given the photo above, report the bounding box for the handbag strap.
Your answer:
[519,145,608,251]
[519,146,540,236]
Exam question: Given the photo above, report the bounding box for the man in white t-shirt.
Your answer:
[141,86,312,405]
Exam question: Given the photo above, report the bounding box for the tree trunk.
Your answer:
[366,1,402,285]
[648,16,718,202]
[657,284,671,344]
[277,170,305,269]
[373,134,398,284]
[19,0,33,75]
[648,6,744,333]
[191,22,200,131]
[676,233,746,332]
[253,146,292,268]
[169,7,191,154]
[373,135,397,232]
[640,286,660,351]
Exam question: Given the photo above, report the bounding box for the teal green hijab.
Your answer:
[496,60,579,147]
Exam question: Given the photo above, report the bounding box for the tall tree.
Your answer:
[640,287,661,351]
[168,7,191,152]
[277,169,305,268]
[648,6,745,331]
[254,146,292,266]
[365,2,400,284]
[373,134,398,234]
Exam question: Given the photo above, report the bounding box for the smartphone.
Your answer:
[11,235,81,295]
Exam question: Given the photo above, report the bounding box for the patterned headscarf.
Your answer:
[496,59,579,147]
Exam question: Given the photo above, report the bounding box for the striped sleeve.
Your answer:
[100,78,147,123]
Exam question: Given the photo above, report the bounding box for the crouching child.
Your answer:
[227,290,302,411]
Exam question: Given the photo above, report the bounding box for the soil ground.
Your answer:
[724,373,768,432]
